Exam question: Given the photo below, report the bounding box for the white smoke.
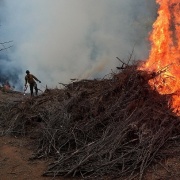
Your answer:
[0,0,157,90]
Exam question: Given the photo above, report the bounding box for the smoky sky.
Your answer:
[0,0,157,90]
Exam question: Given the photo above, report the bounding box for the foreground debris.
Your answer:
[1,64,180,180]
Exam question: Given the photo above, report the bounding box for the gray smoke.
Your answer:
[0,0,22,88]
[0,0,157,90]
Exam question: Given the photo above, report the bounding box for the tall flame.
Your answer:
[139,0,180,114]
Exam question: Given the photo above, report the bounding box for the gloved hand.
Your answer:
[39,80,41,83]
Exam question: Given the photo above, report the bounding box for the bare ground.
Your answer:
[0,135,51,180]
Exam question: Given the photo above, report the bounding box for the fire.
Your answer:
[139,1,180,114]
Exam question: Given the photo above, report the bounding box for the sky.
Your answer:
[0,0,157,91]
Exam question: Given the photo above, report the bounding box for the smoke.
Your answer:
[0,0,22,88]
[0,0,157,90]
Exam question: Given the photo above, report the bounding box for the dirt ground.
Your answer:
[0,135,54,180]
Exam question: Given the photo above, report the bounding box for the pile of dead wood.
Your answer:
[1,63,180,179]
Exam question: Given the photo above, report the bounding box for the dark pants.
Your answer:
[29,82,38,96]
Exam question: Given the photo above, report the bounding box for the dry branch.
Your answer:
[0,63,180,179]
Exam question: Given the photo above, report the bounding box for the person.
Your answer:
[24,70,41,96]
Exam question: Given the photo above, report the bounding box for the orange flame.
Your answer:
[139,1,180,114]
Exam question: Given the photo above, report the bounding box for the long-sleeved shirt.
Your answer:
[25,74,39,84]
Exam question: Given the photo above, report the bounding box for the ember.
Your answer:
[139,0,180,114]
[0,81,14,92]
